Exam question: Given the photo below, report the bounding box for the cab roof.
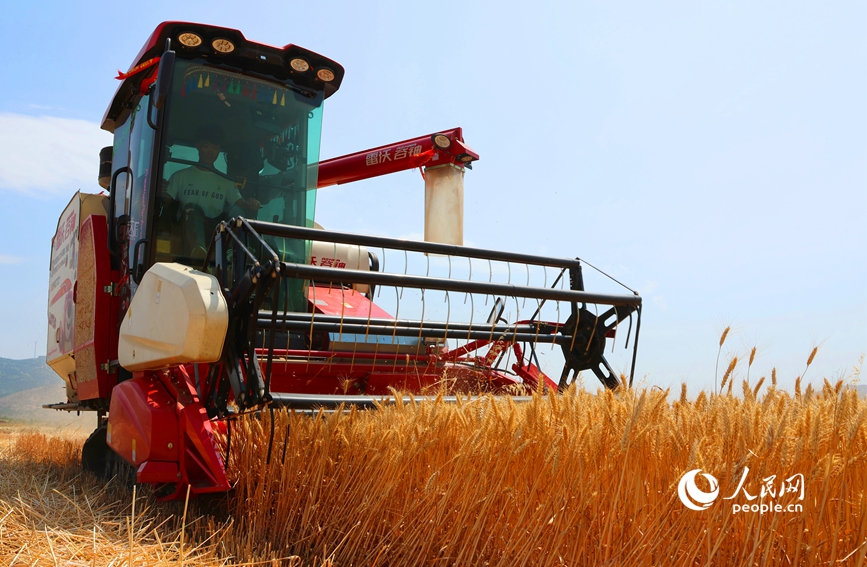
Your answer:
[102,21,344,132]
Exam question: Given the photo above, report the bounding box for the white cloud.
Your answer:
[0,113,112,196]
[0,255,25,264]
[642,280,659,294]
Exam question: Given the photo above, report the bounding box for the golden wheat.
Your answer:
[802,346,820,382]
[746,346,757,385]
[720,356,738,391]
[218,384,867,566]
[2,380,866,566]
[714,326,731,392]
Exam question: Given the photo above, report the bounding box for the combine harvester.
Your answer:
[44,22,642,501]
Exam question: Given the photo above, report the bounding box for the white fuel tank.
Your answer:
[118,263,228,371]
[309,224,371,294]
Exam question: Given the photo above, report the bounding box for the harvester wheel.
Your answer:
[81,425,136,487]
[81,426,109,477]
[105,452,137,488]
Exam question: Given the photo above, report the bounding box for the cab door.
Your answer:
[110,92,157,302]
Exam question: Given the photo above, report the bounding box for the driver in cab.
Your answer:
[164,124,259,218]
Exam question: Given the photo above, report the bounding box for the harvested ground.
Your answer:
[0,426,238,566]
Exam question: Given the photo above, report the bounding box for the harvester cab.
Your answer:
[45,22,642,500]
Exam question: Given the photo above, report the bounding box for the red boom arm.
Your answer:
[317,127,479,188]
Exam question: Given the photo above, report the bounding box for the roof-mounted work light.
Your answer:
[290,58,310,72]
[177,32,202,47]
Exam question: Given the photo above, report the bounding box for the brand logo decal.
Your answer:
[677,469,719,511]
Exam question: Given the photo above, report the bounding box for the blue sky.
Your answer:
[0,1,864,392]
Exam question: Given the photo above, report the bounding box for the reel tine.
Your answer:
[444,290,451,346]
[308,285,316,370]
[266,405,276,465]
[391,286,400,374]
[280,416,291,465]
[400,249,407,300]
[485,258,492,306]
[464,256,472,304]
[376,247,385,298]
[466,293,474,345]
[417,288,426,345]
[583,304,599,357]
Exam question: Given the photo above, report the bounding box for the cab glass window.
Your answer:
[153,59,324,267]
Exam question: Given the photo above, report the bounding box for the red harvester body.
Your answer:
[46,22,642,500]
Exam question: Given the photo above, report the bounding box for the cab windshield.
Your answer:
[153,59,323,265]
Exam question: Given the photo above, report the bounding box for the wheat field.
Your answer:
[1,378,865,566]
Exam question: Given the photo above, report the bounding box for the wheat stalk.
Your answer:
[747,346,757,386]
[720,356,738,392]
[715,326,731,393]
[801,346,819,382]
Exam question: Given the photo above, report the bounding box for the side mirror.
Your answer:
[153,41,175,111]
[98,146,113,189]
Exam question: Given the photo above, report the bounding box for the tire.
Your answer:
[81,426,109,478]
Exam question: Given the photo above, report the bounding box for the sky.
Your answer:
[0,1,864,393]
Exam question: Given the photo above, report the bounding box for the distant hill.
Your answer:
[0,356,87,428]
[0,384,90,431]
[0,356,60,398]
